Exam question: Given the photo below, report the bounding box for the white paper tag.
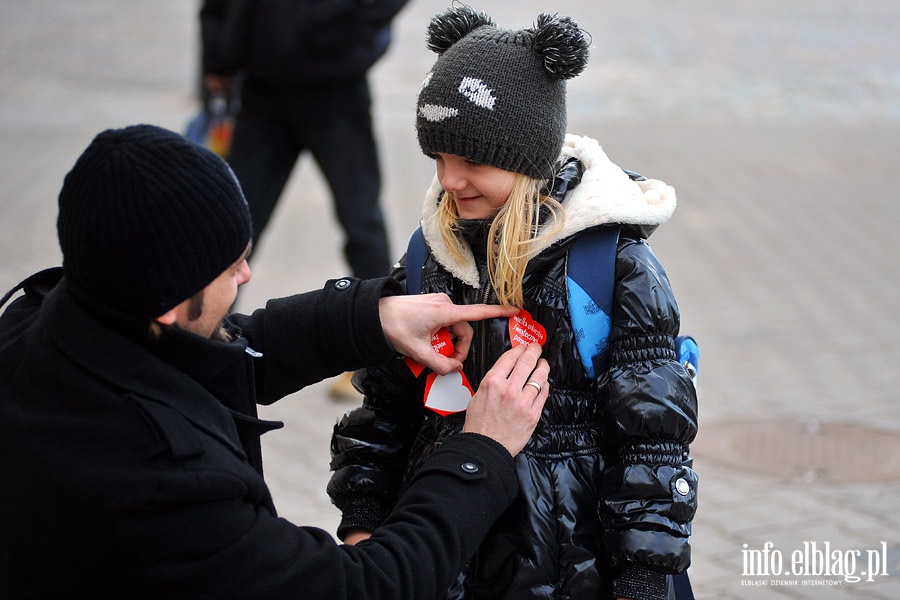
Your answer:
[423,370,474,416]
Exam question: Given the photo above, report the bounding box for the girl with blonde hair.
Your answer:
[329,6,698,599]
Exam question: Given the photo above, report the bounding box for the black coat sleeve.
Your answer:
[115,434,517,599]
[229,277,403,404]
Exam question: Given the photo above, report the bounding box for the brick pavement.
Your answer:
[2,1,899,597]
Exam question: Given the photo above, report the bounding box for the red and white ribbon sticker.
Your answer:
[404,328,475,415]
[423,370,475,416]
[509,309,546,347]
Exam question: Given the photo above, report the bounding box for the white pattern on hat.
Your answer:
[419,74,497,123]
[458,77,496,110]
[419,104,460,122]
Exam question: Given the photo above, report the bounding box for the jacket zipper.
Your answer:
[474,272,493,384]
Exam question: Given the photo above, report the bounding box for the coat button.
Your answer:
[334,278,351,290]
[674,477,691,496]
[461,462,480,474]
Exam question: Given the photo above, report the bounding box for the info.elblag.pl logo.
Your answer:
[741,541,891,587]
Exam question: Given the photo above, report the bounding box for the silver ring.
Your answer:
[526,380,542,393]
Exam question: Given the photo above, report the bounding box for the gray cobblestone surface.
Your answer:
[2,1,899,597]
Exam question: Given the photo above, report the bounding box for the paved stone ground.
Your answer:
[2,1,899,597]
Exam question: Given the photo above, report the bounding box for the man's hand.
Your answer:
[378,294,517,375]
[202,74,232,94]
[463,343,549,456]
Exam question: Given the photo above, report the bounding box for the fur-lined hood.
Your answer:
[419,133,677,288]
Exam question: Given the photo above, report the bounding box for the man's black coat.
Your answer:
[0,270,517,599]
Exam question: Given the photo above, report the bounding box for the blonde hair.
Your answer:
[437,173,564,307]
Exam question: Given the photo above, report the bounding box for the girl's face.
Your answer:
[435,153,515,220]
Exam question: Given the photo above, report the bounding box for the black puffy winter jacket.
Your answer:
[328,134,699,600]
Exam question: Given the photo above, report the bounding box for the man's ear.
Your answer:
[155,307,179,326]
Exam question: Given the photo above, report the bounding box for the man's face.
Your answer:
[164,245,251,339]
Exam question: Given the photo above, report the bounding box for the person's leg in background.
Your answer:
[304,77,391,280]
[227,83,303,249]
[300,77,392,399]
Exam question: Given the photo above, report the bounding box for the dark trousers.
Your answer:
[227,77,391,279]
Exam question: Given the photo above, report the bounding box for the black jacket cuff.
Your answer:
[613,566,669,600]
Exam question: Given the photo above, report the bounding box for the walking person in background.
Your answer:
[328,6,698,599]
[0,124,551,599]
[200,0,409,398]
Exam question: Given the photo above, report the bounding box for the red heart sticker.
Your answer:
[430,328,454,357]
[509,309,546,347]
[423,370,474,416]
[404,328,455,377]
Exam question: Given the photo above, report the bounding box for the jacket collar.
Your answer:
[420,133,677,287]
[42,281,252,457]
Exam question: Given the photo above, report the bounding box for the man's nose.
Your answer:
[238,260,251,285]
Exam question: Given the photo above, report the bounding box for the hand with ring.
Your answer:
[462,343,550,456]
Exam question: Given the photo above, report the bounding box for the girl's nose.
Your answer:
[437,155,467,192]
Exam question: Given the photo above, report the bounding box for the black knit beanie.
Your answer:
[57,124,252,318]
[416,6,590,180]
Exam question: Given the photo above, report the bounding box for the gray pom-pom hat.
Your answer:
[416,6,590,180]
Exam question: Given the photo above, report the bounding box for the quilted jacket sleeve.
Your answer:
[598,236,699,595]
[327,259,427,540]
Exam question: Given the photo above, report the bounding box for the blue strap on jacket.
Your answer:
[565,225,619,378]
[405,227,428,297]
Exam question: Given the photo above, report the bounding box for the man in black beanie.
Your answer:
[0,124,550,599]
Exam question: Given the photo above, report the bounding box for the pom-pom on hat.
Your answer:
[416,5,589,180]
[57,124,252,318]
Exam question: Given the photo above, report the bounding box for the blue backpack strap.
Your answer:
[565,225,620,378]
[405,226,427,295]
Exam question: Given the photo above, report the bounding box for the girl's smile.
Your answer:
[435,153,516,220]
